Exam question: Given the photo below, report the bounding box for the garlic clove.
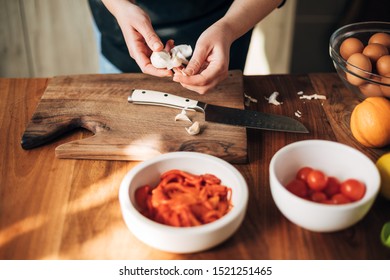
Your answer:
[185,121,200,135]
[172,45,192,58]
[173,51,189,65]
[167,56,183,70]
[150,51,170,68]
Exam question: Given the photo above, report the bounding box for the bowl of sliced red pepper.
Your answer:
[269,140,381,232]
[119,152,248,253]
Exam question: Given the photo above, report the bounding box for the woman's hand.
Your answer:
[172,23,233,94]
[102,0,172,77]
[173,0,283,94]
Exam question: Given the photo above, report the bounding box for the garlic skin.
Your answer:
[294,110,303,118]
[185,121,201,135]
[172,107,201,136]
[151,44,192,70]
[299,94,327,100]
[175,108,192,122]
[265,91,283,106]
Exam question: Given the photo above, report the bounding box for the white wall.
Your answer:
[244,0,297,75]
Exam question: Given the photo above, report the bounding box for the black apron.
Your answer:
[88,0,252,72]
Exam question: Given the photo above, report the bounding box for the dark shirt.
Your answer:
[88,0,286,72]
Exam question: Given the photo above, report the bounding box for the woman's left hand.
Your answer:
[172,23,233,94]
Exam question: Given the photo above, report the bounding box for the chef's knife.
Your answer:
[128,89,309,133]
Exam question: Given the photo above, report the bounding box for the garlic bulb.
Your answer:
[151,44,192,70]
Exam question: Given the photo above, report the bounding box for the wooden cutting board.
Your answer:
[21,70,247,163]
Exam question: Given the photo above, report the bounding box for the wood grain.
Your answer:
[21,71,247,163]
[1,74,390,260]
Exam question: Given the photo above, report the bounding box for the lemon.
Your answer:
[376,153,390,200]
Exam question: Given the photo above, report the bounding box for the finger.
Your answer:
[129,46,172,77]
[173,66,228,94]
[133,19,163,52]
[178,81,213,95]
[144,31,164,52]
[183,47,209,76]
[143,64,173,77]
[164,39,175,52]
[174,64,221,85]
[123,30,172,77]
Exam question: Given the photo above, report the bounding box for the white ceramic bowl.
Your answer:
[269,140,380,232]
[119,152,248,253]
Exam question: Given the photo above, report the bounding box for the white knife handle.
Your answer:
[128,89,204,111]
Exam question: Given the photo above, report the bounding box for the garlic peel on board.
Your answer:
[185,121,201,135]
[151,44,192,70]
[174,108,201,135]
[174,108,192,122]
[265,91,283,106]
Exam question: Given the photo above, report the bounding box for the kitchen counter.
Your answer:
[1,73,389,259]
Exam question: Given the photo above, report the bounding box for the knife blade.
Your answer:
[128,89,309,133]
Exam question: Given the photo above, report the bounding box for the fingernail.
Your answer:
[153,42,163,51]
[184,68,194,76]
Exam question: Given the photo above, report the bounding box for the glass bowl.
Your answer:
[329,21,390,99]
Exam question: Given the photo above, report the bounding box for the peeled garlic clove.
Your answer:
[167,56,183,70]
[172,45,192,58]
[185,121,200,135]
[150,51,170,68]
[174,51,189,65]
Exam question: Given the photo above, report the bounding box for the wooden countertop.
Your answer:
[1,73,389,260]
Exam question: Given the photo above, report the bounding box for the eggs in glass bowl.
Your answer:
[329,22,390,98]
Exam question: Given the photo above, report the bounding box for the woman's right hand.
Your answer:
[101,0,173,77]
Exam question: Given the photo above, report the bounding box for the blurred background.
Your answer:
[0,0,388,78]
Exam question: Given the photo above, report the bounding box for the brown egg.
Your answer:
[359,77,383,97]
[346,53,372,86]
[363,43,389,64]
[377,55,390,76]
[380,75,390,97]
[340,37,364,60]
[368,32,390,51]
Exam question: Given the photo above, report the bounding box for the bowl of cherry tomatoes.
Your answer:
[269,140,380,232]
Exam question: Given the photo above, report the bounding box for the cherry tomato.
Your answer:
[306,170,328,191]
[310,191,327,203]
[331,193,351,204]
[340,179,366,201]
[296,167,313,181]
[285,179,308,198]
[323,176,341,198]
